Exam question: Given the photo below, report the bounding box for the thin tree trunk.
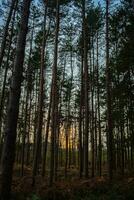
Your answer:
[65,121,69,177]
[79,49,84,177]
[32,4,48,186]
[21,88,29,176]
[91,38,95,177]
[82,0,89,178]
[49,0,60,186]
[106,0,113,180]
[21,18,34,175]
[42,88,52,177]
[96,33,102,176]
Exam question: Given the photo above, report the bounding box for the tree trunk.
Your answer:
[96,33,102,176]
[79,52,84,177]
[1,0,31,199]
[0,2,17,150]
[82,0,89,178]
[106,0,113,180]
[0,0,17,69]
[65,121,69,177]
[32,4,48,186]
[42,88,52,177]
[49,0,60,186]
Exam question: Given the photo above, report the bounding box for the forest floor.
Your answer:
[1,165,134,200]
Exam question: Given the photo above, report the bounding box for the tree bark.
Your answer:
[96,33,102,176]
[42,88,52,177]
[49,0,60,186]
[0,0,17,69]
[32,4,48,186]
[0,1,18,149]
[106,0,113,180]
[82,0,89,178]
[1,0,31,199]
[79,52,84,177]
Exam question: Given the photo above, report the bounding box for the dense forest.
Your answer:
[0,0,134,199]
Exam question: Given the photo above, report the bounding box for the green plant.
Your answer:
[31,194,41,200]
